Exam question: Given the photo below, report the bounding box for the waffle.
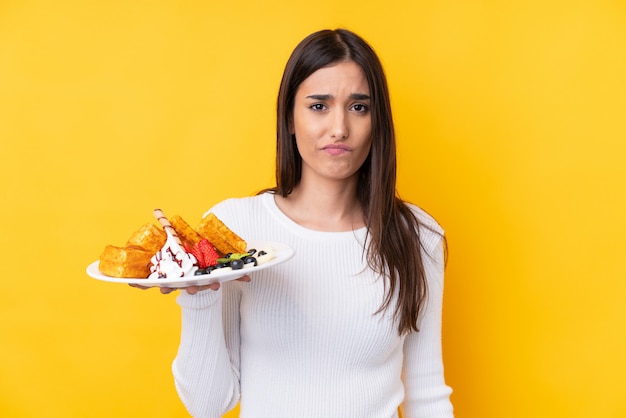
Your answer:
[98,222,165,278]
[97,210,246,278]
[170,214,204,249]
[99,245,154,278]
[196,212,247,255]
[125,223,166,253]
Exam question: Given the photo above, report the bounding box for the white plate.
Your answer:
[86,240,294,288]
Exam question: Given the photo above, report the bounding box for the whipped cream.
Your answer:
[149,230,197,279]
[253,248,275,266]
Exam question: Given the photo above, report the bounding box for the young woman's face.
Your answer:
[291,61,372,185]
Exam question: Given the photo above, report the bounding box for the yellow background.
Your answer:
[1,1,625,417]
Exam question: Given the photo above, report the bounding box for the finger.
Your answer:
[129,283,150,290]
[185,283,221,294]
[185,285,199,295]
[207,282,221,291]
[236,274,251,282]
[160,287,176,294]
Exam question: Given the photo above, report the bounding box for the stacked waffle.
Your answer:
[98,210,246,278]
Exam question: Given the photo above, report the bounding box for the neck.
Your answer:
[275,176,365,232]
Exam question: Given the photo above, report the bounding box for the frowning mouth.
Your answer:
[322,144,352,155]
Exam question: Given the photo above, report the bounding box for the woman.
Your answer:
[170,29,453,417]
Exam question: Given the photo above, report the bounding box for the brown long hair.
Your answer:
[264,28,443,335]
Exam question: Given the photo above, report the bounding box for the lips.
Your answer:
[322,144,352,155]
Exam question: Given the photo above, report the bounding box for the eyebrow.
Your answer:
[305,93,371,101]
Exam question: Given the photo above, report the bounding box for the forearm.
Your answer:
[401,237,453,417]
[172,289,240,418]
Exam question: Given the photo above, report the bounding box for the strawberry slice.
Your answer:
[198,239,219,268]
[183,242,200,265]
[186,239,219,268]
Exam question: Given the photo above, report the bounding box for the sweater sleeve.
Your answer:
[400,234,454,417]
[171,286,241,418]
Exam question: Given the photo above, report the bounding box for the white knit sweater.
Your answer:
[172,193,453,418]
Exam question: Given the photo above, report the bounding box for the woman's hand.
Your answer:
[129,274,251,294]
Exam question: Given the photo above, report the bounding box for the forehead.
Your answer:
[298,61,370,94]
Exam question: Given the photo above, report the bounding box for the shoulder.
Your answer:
[405,203,444,235]
[202,193,269,219]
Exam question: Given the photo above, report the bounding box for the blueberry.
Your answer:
[205,265,217,273]
[194,268,206,276]
[230,259,244,270]
[258,250,267,257]
[243,256,257,266]
[247,248,257,256]
[216,262,230,269]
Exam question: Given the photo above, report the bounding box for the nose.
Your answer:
[330,109,348,140]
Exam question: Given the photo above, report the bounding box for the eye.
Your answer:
[310,103,327,111]
[351,103,369,113]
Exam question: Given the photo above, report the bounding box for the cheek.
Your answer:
[294,135,318,158]
[293,115,322,142]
